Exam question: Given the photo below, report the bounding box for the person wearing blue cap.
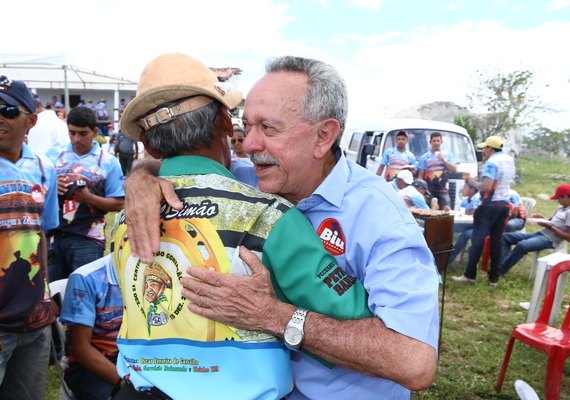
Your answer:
[0,75,60,399]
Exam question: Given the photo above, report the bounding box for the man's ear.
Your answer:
[314,118,341,159]
[25,113,38,132]
[140,131,161,159]
[213,106,234,140]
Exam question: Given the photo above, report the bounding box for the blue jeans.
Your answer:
[433,191,451,209]
[505,218,525,232]
[0,326,51,400]
[499,231,554,275]
[48,232,104,282]
[65,360,117,400]
[465,204,510,281]
[448,225,473,265]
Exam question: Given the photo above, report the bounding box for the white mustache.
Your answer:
[251,153,279,166]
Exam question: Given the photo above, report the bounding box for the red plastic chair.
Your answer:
[496,260,570,399]
[481,236,491,272]
[481,214,511,272]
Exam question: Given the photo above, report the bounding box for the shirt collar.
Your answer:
[65,141,101,157]
[304,148,348,209]
[21,143,35,159]
[159,155,235,179]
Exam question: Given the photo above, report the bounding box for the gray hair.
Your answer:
[143,99,221,158]
[265,56,348,150]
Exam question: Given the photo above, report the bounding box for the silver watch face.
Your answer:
[284,326,303,347]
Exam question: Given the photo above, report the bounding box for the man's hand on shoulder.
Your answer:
[124,160,182,262]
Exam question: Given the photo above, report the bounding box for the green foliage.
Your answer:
[454,114,478,144]
[526,126,570,158]
[467,68,543,142]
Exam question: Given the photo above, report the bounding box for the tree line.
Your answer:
[453,68,569,159]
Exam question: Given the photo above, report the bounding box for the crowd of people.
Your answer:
[0,50,567,400]
[377,129,458,211]
[378,122,570,288]
[448,137,570,286]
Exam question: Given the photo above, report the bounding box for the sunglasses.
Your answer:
[231,138,244,144]
[0,104,30,119]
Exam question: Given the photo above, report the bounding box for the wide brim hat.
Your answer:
[120,53,243,140]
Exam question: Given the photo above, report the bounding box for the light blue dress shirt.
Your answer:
[291,151,440,400]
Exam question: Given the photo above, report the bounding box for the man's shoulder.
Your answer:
[167,173,294,208]
[45,144,67,159]
[75,255,110,273]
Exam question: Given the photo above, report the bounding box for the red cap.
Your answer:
[550,183,570,200]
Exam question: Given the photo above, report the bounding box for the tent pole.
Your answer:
[114,86,120,129]
[63,65,70,116]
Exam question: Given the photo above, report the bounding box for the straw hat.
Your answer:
[120,53,243,140]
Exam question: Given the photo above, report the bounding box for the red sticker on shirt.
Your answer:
[30,184,44,203]
[317,218,346,256]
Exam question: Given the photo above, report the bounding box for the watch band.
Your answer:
[290,308,308,326]
[284,308,308,351]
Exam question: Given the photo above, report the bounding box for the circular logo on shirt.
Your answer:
[30,184,44,203]
[316,218,346,256]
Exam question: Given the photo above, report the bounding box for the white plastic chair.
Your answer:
[49,279,68,350]
[514,379,540,400]
[521,197,537,220]
[529,240,568,280]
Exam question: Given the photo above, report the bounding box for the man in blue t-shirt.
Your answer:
[60,255,123,400]
[46,107,125,282]
[418,132,458,209]
[0,76,59,400]
[376,130,417,181]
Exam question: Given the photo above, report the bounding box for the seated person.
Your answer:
[499,184,570,276]
[448,181,480,265]
[505,188,526,232]
[60,254,123,400]
[412,178,444,210]
[392,170,430,209]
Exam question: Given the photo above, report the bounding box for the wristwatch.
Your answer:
[283,308,308,351]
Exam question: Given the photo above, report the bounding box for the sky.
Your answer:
[4,0,570,130]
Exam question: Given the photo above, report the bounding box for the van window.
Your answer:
[349,131,363,152]
[384,129,476,163]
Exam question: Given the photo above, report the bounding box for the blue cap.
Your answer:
[0,75,35,113]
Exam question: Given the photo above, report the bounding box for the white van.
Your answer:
[343,118,479,210]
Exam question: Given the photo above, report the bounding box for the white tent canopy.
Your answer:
[0,52,137,114]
